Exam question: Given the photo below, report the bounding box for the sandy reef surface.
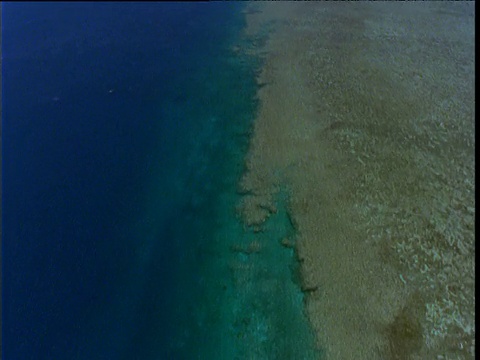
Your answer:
[237,2,475,359]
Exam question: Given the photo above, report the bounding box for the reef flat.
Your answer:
[238,2,475,359]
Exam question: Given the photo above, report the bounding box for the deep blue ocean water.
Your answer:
[2,3,260,359]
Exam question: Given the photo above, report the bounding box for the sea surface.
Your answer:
[2,3,318,359]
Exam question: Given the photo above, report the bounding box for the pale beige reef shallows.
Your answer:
[237,2,475,360]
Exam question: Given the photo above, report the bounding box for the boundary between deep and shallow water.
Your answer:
[189,6,323,357]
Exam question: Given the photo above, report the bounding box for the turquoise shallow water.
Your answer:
[3,2,319,358]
